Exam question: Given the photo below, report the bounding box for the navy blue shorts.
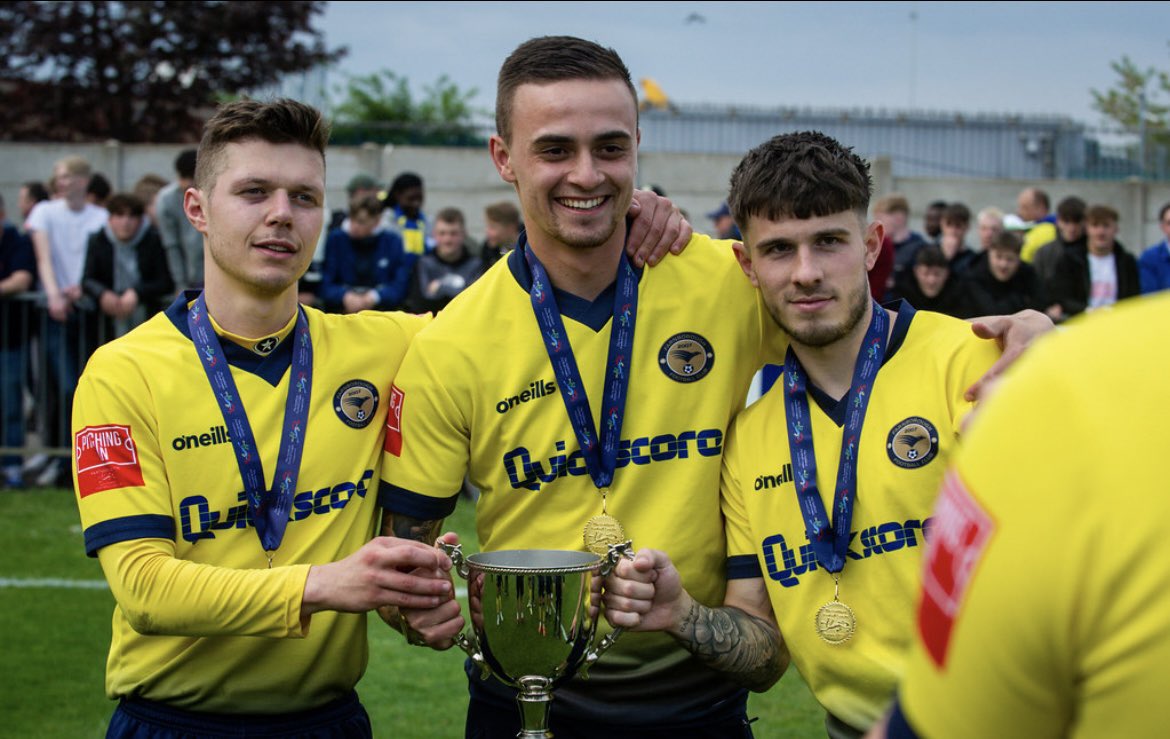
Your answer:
[106,691,372,738]
[465,692,755,739]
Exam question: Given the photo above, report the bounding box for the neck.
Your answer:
[527,233,624,301]
[792,303,888,400]
[201,282,299,339]
[65,193,87,211]
[1089,243,1113,257]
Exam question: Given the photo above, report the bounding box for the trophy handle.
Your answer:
[599,540,634,576]
[579,541,634,680]
[437,541,470,579]
[435,542,492,679]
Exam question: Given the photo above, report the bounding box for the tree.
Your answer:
[330,69,485,146]
[0,1,345,142]
[1091,52,1170,155]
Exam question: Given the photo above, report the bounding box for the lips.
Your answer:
[253,239,296,254]
[556,196,607,211]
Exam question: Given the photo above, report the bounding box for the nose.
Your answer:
[790,245,823,287]
[566,152,605,190]
[266,190,293,226]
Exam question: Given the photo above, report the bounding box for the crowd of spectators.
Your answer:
[2,156,1166,489]
[1,158,522,488]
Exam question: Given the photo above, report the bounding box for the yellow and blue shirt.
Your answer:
[73,293,427,712]
[380,235,781,724]
[722,304,998,731]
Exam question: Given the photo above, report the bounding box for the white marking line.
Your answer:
[0,578,468,598]
[0,577,109,589]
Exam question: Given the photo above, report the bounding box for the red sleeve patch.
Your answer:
[918,469,995,668]
[74,424,145,497]
[384,385,404,457]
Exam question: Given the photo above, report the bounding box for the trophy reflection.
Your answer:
[440,543,631,739]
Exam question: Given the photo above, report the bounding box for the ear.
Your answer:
[731,240,759,287]
[863,220,885,272]
[489,135,516,184]
[183,187,210,237]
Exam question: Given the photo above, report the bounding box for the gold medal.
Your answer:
[814,600,855,644]
[583,514,627,557]
[815,573,855,644]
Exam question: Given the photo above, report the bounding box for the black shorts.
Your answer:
[106,691,372,738]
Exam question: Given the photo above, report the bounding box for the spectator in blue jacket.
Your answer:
[1138,201,1170,294]
[319,195,412,313]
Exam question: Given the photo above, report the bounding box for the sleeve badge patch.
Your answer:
[918,468,995,668]
[74,424,145,497]
[384,385,405,456]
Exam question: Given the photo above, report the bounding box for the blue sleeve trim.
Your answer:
[726,554,763,580]
[378,481,459,521]
[83,514,175,558]
[886,696,921,739]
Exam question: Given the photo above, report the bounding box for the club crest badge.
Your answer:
[886,416,939,469]
[658,332,714,383]
[333,380,379,429]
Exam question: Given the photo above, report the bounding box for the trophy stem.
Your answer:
[515,675,554,739]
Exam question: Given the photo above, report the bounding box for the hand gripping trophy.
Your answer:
[440,541,633,739]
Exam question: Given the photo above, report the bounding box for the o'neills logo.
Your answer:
[75,424,145,497]
[171,425,232,452]
[496,379,556,415]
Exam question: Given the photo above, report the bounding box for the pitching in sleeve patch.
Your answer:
[74,424,146,497]
[918,468,994,668]
[384,385,404,456]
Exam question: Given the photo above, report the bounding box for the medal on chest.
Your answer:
[782,301,888,645]
[523,240,637,554]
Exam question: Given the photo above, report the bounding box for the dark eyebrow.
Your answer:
[230,177,322,196]
[756,227,852,252]
[531,130,634,148]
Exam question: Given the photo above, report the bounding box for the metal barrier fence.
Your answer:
[0,292,118,487]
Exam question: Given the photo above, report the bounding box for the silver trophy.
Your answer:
[439,542,631,739]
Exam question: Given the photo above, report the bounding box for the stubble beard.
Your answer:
[769,277,871,349]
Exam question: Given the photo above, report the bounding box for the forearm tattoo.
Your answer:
[676,602,785,692]
[382,512,443,544]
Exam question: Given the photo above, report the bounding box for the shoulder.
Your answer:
[309,306,431,346]
[83,313,180,377]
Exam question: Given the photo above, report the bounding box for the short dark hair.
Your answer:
[496,36,636,144]
[989,230,1023,254]
[728,131,872,236]
[175,149,197,180]
[1157,201,1170,222]
[22,181,50,204]
[434,207,465,228]
[1085,204,1119,225]
[106,193,145,218]
[87,173,112,201]
[1056,196,1086,224]
[484,201,520,228]
[195,98,330,191]
[928,200,948,211]
[914,243,949,269]
[349,195,383,220]
[941,202,971,227]
[387,172,423,203]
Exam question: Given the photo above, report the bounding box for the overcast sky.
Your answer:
[316,1,1170,128]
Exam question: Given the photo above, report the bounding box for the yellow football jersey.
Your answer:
[73,295,428,712]
[722,305,998,732]
[894,293,1170,739]
[381,235,779,723]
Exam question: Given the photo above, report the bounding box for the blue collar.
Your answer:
[165,291,294,387]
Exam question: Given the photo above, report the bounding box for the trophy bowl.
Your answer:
[440,543,630,739]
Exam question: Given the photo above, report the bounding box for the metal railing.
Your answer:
[0,293,119,486]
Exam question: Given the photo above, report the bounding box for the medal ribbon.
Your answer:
[783,300,887,574]
[187,293,313,554]
[523,236,638,490]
